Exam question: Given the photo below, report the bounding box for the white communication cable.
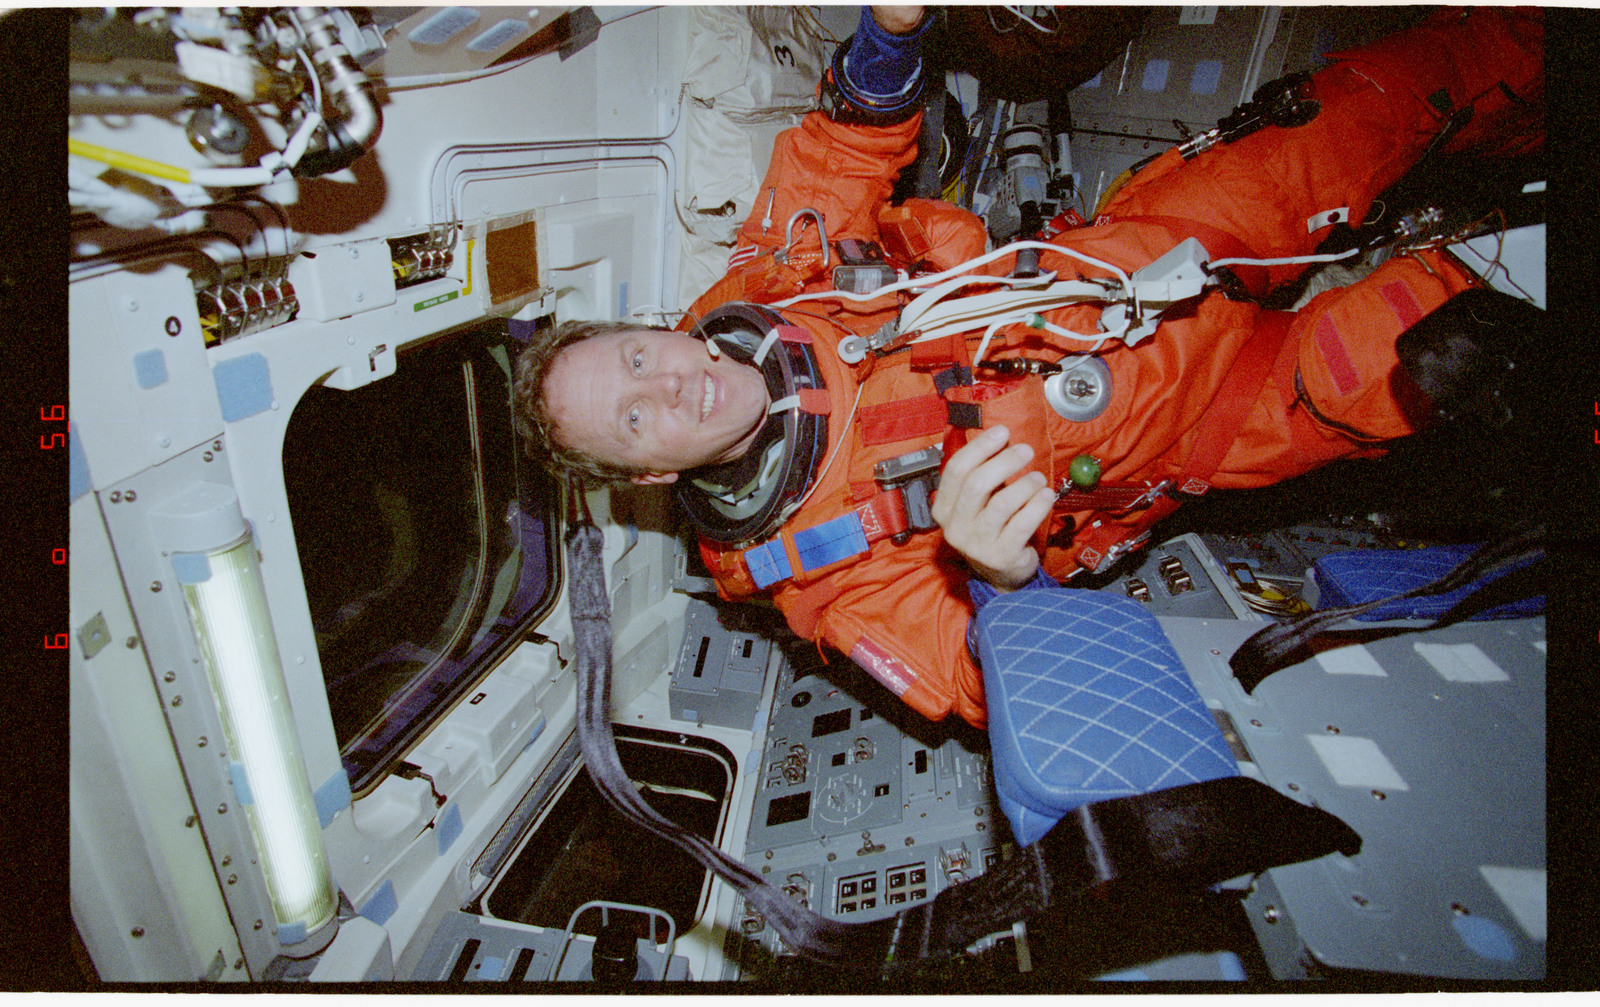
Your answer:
[772,238,1135,310]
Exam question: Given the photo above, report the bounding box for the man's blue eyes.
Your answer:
[626,350,645,431]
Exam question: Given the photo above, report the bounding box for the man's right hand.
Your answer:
[930,425,1057,591]
[871,6,925,35]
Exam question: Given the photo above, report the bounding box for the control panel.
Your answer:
[723,639,1009,975]
[1097,533,1254,620]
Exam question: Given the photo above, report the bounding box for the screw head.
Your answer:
[217,803,228,814]
[1263,906,1279,924]
[130,927,145,938]
[1371,790,1387,801]
[125,491,136,502]
[184,815,197,828]
[826,852,836,862]
[254,920,264,930]
[125,636,139,649]
[151,582,163,592]
[221,856,230,867]
[110,491,122,503]
[197,736,208,748]
[203,451,213,462]
[227,874,237,885]
[170,695,182,707]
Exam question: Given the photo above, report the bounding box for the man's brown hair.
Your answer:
[511,318,666,484]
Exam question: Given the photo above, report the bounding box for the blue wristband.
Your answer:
[964,567,1060,658]
[843,7,932,103]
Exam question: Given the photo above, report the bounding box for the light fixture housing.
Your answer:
[159,482,337,948]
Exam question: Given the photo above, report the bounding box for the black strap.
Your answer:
[567,522,1361,977]
[1229,524,1546,693]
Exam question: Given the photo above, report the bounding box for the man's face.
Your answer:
[543,328,772,484]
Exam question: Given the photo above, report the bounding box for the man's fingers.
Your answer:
[939,425,1010,488]
[998,482,1058,551]
[976,469,1049,536]
[936,429,1036,523]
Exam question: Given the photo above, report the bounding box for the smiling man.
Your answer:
[514,6,1544,728]
[539,324,772,483]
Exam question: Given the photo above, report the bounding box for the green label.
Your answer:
[413,290,460,312]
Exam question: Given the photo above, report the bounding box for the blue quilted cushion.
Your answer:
[975,590,1238,846]
[1314,544,1543,621]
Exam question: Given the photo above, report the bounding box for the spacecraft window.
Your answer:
[283,322,559,794]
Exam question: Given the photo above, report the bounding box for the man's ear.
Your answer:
[630,471,679,486]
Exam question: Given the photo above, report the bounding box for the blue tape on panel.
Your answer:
[171,552,212,584]
[466,19,529,52]
[1453,913,1519,962]
[360,880,398,926]
[212,353,273,422]
[477,956,506,980]
[521,710,547,753]
[617,281,629,318]
[1190,59,1223,95]
[278,921,306,946]
[507,317,538,344]
[409,7,479,46]
[314,769,353,827]
[69,428,91,503]
[1141,59,1170,92]
[228,761,253,806]
[437,803,463,856]
[133,349,169,389]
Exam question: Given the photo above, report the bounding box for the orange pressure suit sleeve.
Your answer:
[684,109,926,322]
[769,532,992,730]
[736,110,924,255]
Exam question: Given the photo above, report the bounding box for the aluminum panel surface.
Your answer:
[1161,615,1545,978]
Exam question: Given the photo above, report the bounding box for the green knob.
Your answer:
[1068,454,1102,490]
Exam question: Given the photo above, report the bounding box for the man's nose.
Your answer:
[650,370,682,406]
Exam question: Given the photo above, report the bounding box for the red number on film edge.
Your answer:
[44,633,69,649]
[41,405,65,422]
[52,548,66,565]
